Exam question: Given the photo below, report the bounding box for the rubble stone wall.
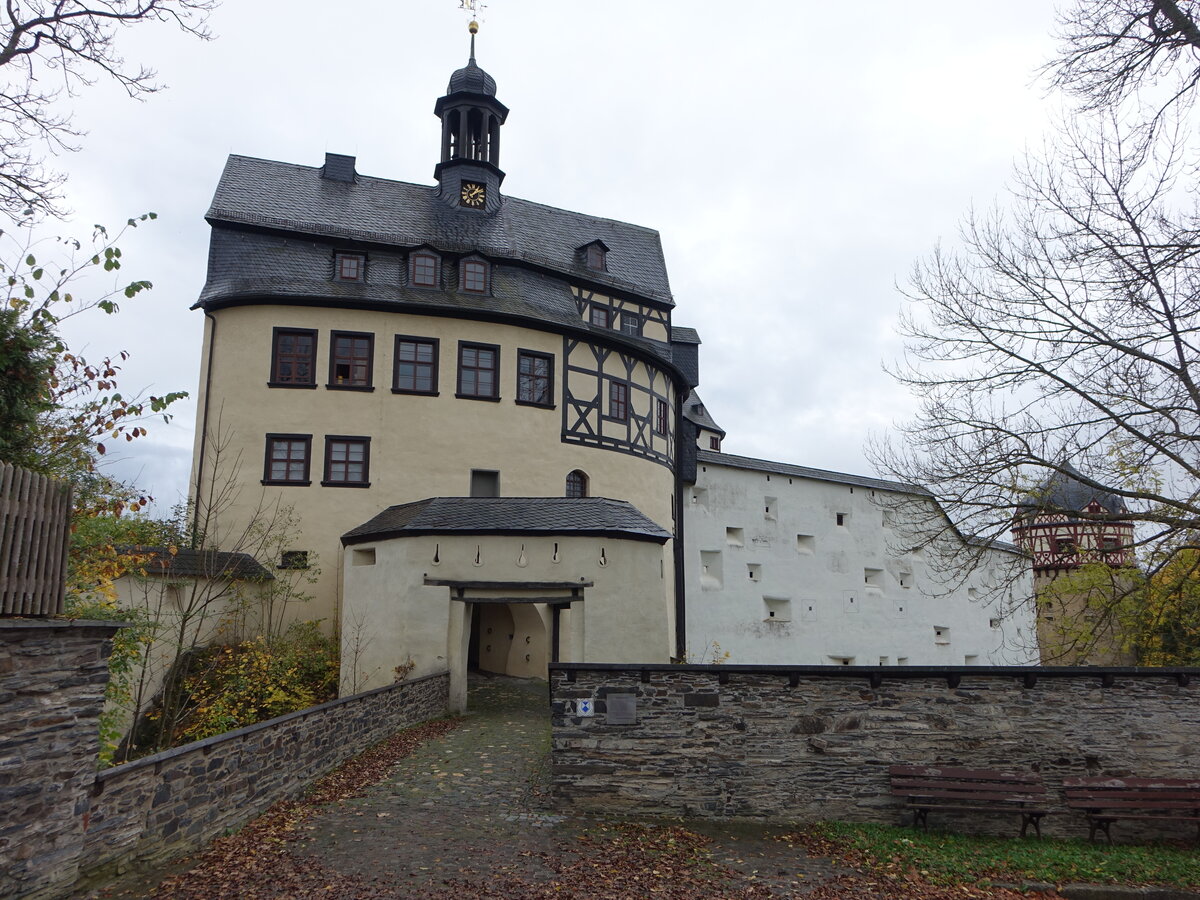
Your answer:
[80,671,449,881]
[550,664,1200,839]
[0,620,122,900]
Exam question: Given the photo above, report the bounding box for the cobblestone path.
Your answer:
[293,674,845,895]
[85,675,849,897]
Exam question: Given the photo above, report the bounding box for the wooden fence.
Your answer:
[0,461,72,616]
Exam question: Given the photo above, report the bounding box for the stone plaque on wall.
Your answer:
[607,693,637,725]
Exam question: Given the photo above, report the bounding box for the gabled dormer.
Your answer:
[408,246,442,289]
[457,254,491,295]
[577,240,609,273]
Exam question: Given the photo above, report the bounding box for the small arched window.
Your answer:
[566,470,588,498]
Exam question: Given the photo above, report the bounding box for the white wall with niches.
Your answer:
[683,458,1037,666]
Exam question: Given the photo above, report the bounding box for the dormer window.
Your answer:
[578,240,609,272]
[460,258,489,294]
[411,252,440,288]
[334,252,365,283]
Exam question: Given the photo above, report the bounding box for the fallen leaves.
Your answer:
[144,717,463,899]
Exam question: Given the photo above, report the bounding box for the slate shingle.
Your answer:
[342,497,672,545]
[205,155,674,305]
[114,547,273,580]
[695,449,929,495]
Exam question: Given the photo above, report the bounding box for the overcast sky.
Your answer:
[45,0,1062,512]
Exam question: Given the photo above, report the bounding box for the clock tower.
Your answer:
[434,20,508,214]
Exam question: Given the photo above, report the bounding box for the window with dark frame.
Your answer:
[709,435,721,450]
[608,381,629,421]
[620,311,641,336]
[586,243,607,271]
[457,343,499,399]
[329,332,373,388]
[323,436,370,487]
[589,305,611,328]
[264,434,311,485]
[334,252,365,283]
[517,350,553,406]
[1101,536,1122,552]
[411,252,440,288]
[394,337,439,394]
[279,550,310,570]
[460,258,489,294]
[655,398,669,435]
[566,470,588,498]
[271,329,317,386]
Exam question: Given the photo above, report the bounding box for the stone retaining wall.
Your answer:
[550,664,1200,839]
[79,670,449,883]
[0,620,121,900]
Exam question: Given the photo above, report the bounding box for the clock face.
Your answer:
[460,181,486,208]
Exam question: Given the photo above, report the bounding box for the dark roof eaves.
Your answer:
[342,526,669,546]
[205,212,676,310]
[192,291,688,384]
[696,449,930,496]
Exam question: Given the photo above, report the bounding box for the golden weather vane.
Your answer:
[455,0,486,57]
[457,0,487,23]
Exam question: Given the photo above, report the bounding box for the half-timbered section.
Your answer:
[562,338,675,467]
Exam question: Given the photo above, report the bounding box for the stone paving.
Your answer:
[83,674,849,897]
[292,674,845,895]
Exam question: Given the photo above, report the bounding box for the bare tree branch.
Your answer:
[870,112,1200,630]
[0,1,215,220]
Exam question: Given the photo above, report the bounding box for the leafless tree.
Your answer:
[0,1,215,220]
[1045,0,1200,115]
[870,112,1200,582]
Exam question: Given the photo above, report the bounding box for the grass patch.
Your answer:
[805,822,1200,888]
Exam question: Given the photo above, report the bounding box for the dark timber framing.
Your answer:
[562,336,673,468]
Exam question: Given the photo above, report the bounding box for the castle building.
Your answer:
[187,31,1037,706]
[1011,463,1136,664]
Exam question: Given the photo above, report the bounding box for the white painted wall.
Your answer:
[683,458,1038,666]
[340,532,672,696]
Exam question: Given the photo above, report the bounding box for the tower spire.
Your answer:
[435,9,508,209]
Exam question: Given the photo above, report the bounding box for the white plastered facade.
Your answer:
[682,456,1038,666]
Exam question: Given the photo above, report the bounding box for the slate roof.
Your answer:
[448,58,497,95]
[1018,462,1128,516]
[114,547,273,580]
[683,393,725,437]
[696,449,929,496]
[342,497,672,545]
[203,155,674,306]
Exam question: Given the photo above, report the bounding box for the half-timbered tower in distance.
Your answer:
[1012,463,1136,664]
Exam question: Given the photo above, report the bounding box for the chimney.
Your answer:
[321,153,357,183]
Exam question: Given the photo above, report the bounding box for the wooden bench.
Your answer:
[1064,776,1200,843]
[889,765,1049,837]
